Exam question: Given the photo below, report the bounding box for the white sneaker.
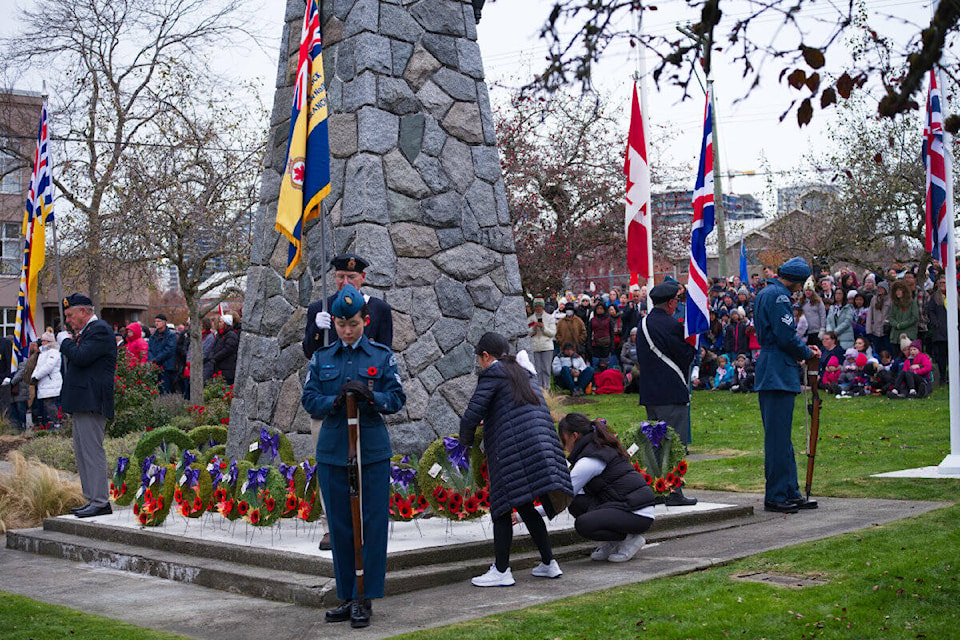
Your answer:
[590,541,617,561]
[531,559,562,578]
[471,564,515,587]
[608,534,646,563]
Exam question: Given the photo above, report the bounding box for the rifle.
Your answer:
[345,392,364,603]
[804,355,822,500]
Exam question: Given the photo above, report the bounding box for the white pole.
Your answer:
[637,9,654,291]
[937,69,960,474]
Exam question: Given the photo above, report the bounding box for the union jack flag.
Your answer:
[276,0,331,278]
[685,91,715,344]
[14,100,54,368]
[922,70,949,264]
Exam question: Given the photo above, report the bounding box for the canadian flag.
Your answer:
[625,83,651,281]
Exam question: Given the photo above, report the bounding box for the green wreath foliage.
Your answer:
[244,427,295,465]
[132,462,176,526]
[211,458,245,521]
[133,426,195,467]
[188,425,228,452]
[109,456,138,506]
[388,460,427,521]
[201,445,227,466]
[235,463,285,526]
[173,462,214,519]
[294,458,322,522]
[620,421,688,496]
[418,433,489,521]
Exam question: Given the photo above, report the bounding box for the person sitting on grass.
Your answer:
[713,355,734,390]
[552,342,594,397]
[592,361,624,395]
[889,340,933,399]
[730,354,755,393]
[557,413,655,563]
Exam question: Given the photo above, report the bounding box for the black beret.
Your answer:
[330,253,369,273]
[650,281,680,305]
[62,293,93,309]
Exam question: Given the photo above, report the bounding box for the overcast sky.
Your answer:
[2,0,950,208]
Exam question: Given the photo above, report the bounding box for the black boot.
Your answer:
[664,486,697,506]
[325,600,353,623]
[350,599,372,628]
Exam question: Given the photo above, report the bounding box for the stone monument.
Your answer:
[227,0,527,460]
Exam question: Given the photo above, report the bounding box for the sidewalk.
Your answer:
[0,490,947,640]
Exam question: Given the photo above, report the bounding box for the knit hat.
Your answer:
[40,331,55,342]
[844,348,858,360]
[777,257,812,282]
[532,297,545,307]
[847,289,857,300]
[855,353,868,367]
[910,339,922,351]
[878,281,890,293]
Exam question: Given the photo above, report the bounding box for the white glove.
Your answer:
[314,311,331,330]
[57,331,71,345]
[1,378,9,387]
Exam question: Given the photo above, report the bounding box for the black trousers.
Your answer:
[575,508,654,542]
[492,502,553,572]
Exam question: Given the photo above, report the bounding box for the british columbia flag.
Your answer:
[685,91,715,344]
[922,69,949,264]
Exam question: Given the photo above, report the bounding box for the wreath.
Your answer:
[621,421,689,497]
[133,426,196,467]
[131,457,176,526]
[389,455,428,521]
[205,454,231,512]
[188,425,228,464]
[109,456,137,506]
[293,458,323,522]
[213,458,244,521]
[244,427,295,466]
[172,450,213,518]
[234,460,285,526]
[417,432,489,521]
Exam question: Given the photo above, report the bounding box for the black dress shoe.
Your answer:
[789,497,819,510]
[325,600,353,623]
[70,502,92,515]
[74,503,112,518]
[764,500,799,514]
[350,599,372,628]
[318,533,332,551]
[664,489,698,506]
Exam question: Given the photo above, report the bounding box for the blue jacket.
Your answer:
[148,328,177,371]
[459,361,572,519]
[636,307,696,406]
[301,334,405,466]
[754,279,813,392]
[60,318,118,419]
[303,294,393,359]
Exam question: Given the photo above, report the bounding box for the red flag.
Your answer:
[625,83,651,280]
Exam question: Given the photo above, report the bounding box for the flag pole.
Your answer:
[636,8,654,291]
[42,90,66,332]
[936,66,960,474]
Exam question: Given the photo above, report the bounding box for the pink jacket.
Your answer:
[125,322,148,363]
[903,352,932,377]
[822,356,841,386]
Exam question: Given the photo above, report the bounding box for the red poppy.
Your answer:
[249,509,261,524]
[138,512,149,525]
[464,496,479,513]
[653,477,668,493]
[632,462,643,473]
[367,366,378,376]
[193,496,203,510]
[677,460,688,476]
[174,488,183,503]
[394,492,403,504]
[132,502,140,515]
[214,488,227,501]
[265,497,276,512]
[237,501,249,515]
[417,495,428,509]
[156,496,164,510]
[180,502,191,517]
[399,503,414,519]
[144,489,153,501]
[665,472,676,486]
[433,486,448,502]
[120,482,127,493]
[448,493,463,510]
[643,473,653,485]
[480,462,489,481]
[286,495,299,511]
[110,482,116,492]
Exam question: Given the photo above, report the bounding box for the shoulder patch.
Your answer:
[388,354,396,367]
[776,294,791,304]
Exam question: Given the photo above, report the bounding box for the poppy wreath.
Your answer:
[233,460,285,527]
[244,427,295,466]
[132,457,176,526]
[172,450,214,519]
[294,458,323,522]
[188,425,228,465]
[109,456,138,506]
[621,420,689,497]
[133,426,196,468]
[417,431,490,521]
[213,458,245,521]
[276,460,308,519]
[388,457,427,521]
[204,454,231,512]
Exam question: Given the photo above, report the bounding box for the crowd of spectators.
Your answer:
[528,259,957,401]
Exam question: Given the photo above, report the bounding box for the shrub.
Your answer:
[18,435,77,473]
[0,451,84,532]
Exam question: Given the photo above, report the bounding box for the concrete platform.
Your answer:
[5,497,750,607]
[871,466,960,479]
[1,491,949,640]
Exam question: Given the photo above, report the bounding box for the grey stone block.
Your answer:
[465,179,497,227]
[432,242,499,280]
[273,374,301,432]
[503,253,524,294]
[385,287,412,314]
[278,307,306,349]
[410,0,466,37]
[494,178,511,224]
[440,138,474,193]
[416,80,454,120]
[380,3,423,42]
[335,37,356,82]
[378,77,419,115]
[479,227,516,253]
[342,71,377,112]
[467,275,502,311]
[418,365,443,393]
[431,317,468,352]
[392,311,416,351]
[332,0,354,20]
[421,191,462,228]
[422,115,446,156]
[355,33,392,74]
[342,153,389,224]
[433,67,477,102]
[403,378,428,421]
[391,39,414,77]
[403,333,442,376]
[399,113,425,164]
[435,342,474,380]
[276,343,307,382]
[461,198,480,242]
[410,286,442,333]
[495,295,528,339]
[383,149,430,198]
[390,222,440,258]
[435,277,474,320]
[328,112,358,158]
[467,308,495,344]
[402,44,441,91]
[436,227,464,249]
[471,145,501,183]
[343,0,378,38]
[357,106,399,154]
[394,257,442,286]
[442,101,484,144]
[457,39,484,79]
[477,82,497,145]
[352,223,396,286]
[420,33,459,68]
[438,374,477,416]
[413,155,451,194]
[262,295,295,336]
[387,189,420,222]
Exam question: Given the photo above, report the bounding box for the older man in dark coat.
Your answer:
[636,280,697,506]
[57,293,118,518]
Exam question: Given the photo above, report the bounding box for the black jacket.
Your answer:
[60,318,118,419]
[211,325,240,383]
[568,432,655,516]
[636,307,696,406]
[302,294,393,359]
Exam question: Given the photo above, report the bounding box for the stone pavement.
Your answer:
[0,490,948,640]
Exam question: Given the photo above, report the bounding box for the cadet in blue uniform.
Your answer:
[301,284,405,628]
[302,253,393,359]
[754,257,822,513]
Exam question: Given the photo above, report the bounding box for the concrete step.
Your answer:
[6,503,754,607]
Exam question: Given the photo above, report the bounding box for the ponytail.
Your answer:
[500,354,541,406]
[558,413,629,459]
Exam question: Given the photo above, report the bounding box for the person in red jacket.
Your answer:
[889,340,933,398]
[124,322,148,364]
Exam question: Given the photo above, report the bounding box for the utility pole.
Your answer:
[678,25,728,277]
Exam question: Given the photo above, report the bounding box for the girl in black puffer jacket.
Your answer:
[460,332,573,588]
[558,413,656,563]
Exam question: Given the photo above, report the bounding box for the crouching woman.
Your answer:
[557,413,656,563]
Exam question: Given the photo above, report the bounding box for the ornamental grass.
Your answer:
[0,451,84,533]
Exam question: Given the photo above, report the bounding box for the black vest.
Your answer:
[568,432,656,516]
